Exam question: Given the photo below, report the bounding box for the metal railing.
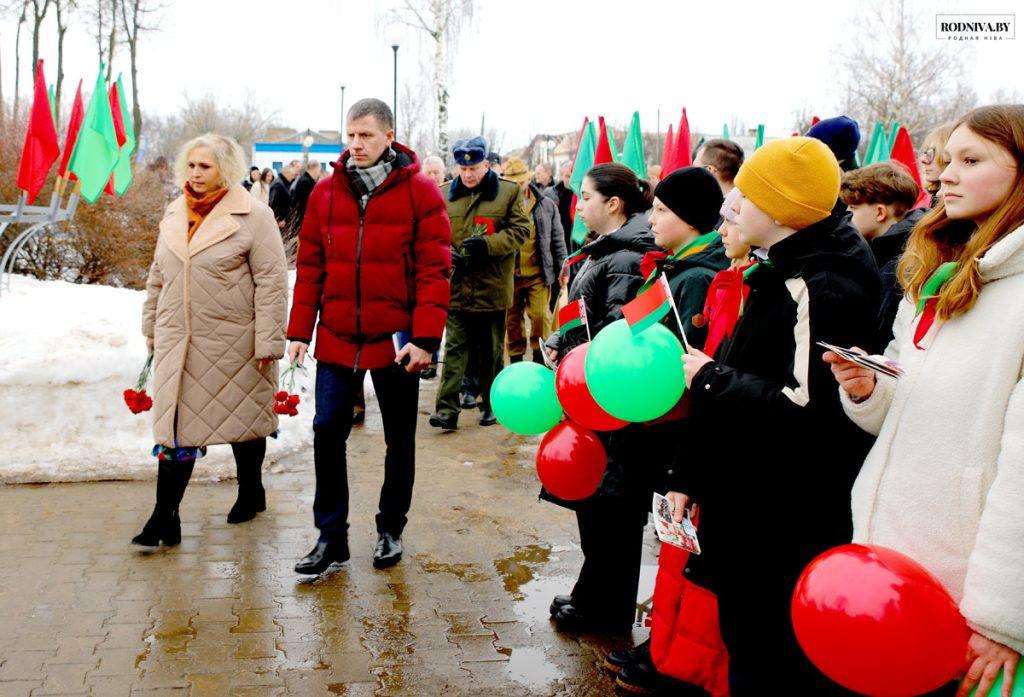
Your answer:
[0,191,80,297]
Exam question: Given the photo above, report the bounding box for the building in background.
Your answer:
[252,128,345,174]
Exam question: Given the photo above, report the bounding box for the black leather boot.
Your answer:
[227,439,267,524]
[132,459,193,550]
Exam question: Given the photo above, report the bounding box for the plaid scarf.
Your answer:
[346,147,396,206]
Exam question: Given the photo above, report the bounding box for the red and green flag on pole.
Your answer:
[104,75,136,196]
[16,59,61,204]
[594,116,615,165]
[68,66,120,204]
[671,107,692,170]
[623,274,692,349]
[660,123,675,178]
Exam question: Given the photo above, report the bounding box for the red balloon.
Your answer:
[536,421,607,500]
[555,344,628,431]
[791,544,970,697]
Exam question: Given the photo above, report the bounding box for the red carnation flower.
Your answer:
[286,394,300,406]
[275,390,288,402]
[287,406,299,416]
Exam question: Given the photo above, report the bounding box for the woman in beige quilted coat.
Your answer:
[133,133,288,551]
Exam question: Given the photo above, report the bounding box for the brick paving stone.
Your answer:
[1,382,657,695]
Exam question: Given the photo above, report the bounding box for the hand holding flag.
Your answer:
[681,346,714,389]
[623,275,692,350]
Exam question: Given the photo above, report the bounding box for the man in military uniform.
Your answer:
[429,137,531,430]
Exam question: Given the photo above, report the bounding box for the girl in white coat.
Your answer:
[827,104,1024,697]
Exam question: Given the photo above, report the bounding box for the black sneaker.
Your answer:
[553,603,632,635]
[372,532,403,569]
[478,410,497,426]
[603,638,651,675]
[549,594,573,617]
[428,412,458,431]
[615,652,659,694]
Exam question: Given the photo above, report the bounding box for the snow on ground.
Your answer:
[0,273,372,483]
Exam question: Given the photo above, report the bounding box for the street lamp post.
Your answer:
[302,133,315,168]
[391,43,400,139]
[339,84,346,144]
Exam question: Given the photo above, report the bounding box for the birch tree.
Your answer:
[386,0,474,163]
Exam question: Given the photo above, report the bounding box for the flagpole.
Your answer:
[661,276,692,352]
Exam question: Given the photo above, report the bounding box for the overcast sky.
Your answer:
[5,0,1023,151]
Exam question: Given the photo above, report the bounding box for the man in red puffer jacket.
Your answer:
[286,98,451,575]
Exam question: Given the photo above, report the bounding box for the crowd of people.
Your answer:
[134,96,1023,695]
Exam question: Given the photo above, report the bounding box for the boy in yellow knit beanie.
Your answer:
[663,137,882,694]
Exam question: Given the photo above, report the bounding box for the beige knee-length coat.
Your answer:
[142,185,289,448]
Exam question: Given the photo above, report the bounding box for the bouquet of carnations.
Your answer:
[275,356,308,417]
[124,353,154,414]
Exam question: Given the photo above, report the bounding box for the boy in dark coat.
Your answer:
[670,138,879,695]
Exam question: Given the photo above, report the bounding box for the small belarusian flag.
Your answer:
[623,275,673,336]
[558,298,588,337]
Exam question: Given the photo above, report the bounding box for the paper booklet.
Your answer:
[817,341,905,379]
[652,492,701,555]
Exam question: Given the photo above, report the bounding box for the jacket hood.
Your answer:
[979,225,1024,283]
[582,212,659,260]
[767,207,881,294]
[870,207,926,267]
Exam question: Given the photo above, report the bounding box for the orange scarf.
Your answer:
[183,183,229,242]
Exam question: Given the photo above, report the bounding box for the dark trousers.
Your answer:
[571,499,645,629]
[312,361,420,544]
[436,310,506,415]
[461,344,481,398]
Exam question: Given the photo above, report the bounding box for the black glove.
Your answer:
[450,250,468,277]
[460,236,489,266]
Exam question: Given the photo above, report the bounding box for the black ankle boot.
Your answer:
[227,439,267,524]
[132,458,192,550]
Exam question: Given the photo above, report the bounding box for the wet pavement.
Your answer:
[0,378,657,696]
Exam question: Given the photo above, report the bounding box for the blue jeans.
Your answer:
[312,361,420,543]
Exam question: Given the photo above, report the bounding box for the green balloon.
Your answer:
[490,362,563,435]
[968,663,1024,696]
[584,319,685,422]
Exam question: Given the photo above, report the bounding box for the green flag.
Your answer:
[722,123,731,139]
[67,67,119,203]
[621,111,646,179]
[111,75,136,195]
[569,120,597,245]
[863,122,884,165]
[887,121,900,155]
[47,84,57,128]
[754,124,765,151]
[606,121,619,163]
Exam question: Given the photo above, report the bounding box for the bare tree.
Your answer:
[27,0,51,70]
[386,0,474,164]
[398,72,437,157]
[145,92,277,162]
[119,0,161,140]
[13,2,25,116]
[88,0,119,79]
[791,104,816,136]
[835,0,976,144]
[52,0,74,124]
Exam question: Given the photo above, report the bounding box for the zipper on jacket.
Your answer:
[353,195,372,370]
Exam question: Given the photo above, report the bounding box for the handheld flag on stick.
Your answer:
[105,75,136,196]
[569,120,598,245]
[754,124,765,151]
[16,60,61,204]
[559,298,590,341]
[623,275,690,349]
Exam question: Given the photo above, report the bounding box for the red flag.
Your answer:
[889,126,931,209]
[594,116,614,165]
[811,115,821,127]
[660,124,675,177]
[58,79,84,181]
[104,81,128,196]
[671,108,692,171]
[623,276,673,335]
[16,60,60,203]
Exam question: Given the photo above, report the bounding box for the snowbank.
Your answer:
[0,273,362,483]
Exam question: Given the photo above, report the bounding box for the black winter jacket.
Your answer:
[657,236,729,348]
[288,171,318,230]
[268,174,293,223]
[871,207,926,347]
[555,213,659,357]
[669,210,880,682]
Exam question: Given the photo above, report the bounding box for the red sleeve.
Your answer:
[286,181,327,342]
[410,175,452,339]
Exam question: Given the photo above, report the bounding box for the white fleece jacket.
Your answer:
[843,225,1024,654]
